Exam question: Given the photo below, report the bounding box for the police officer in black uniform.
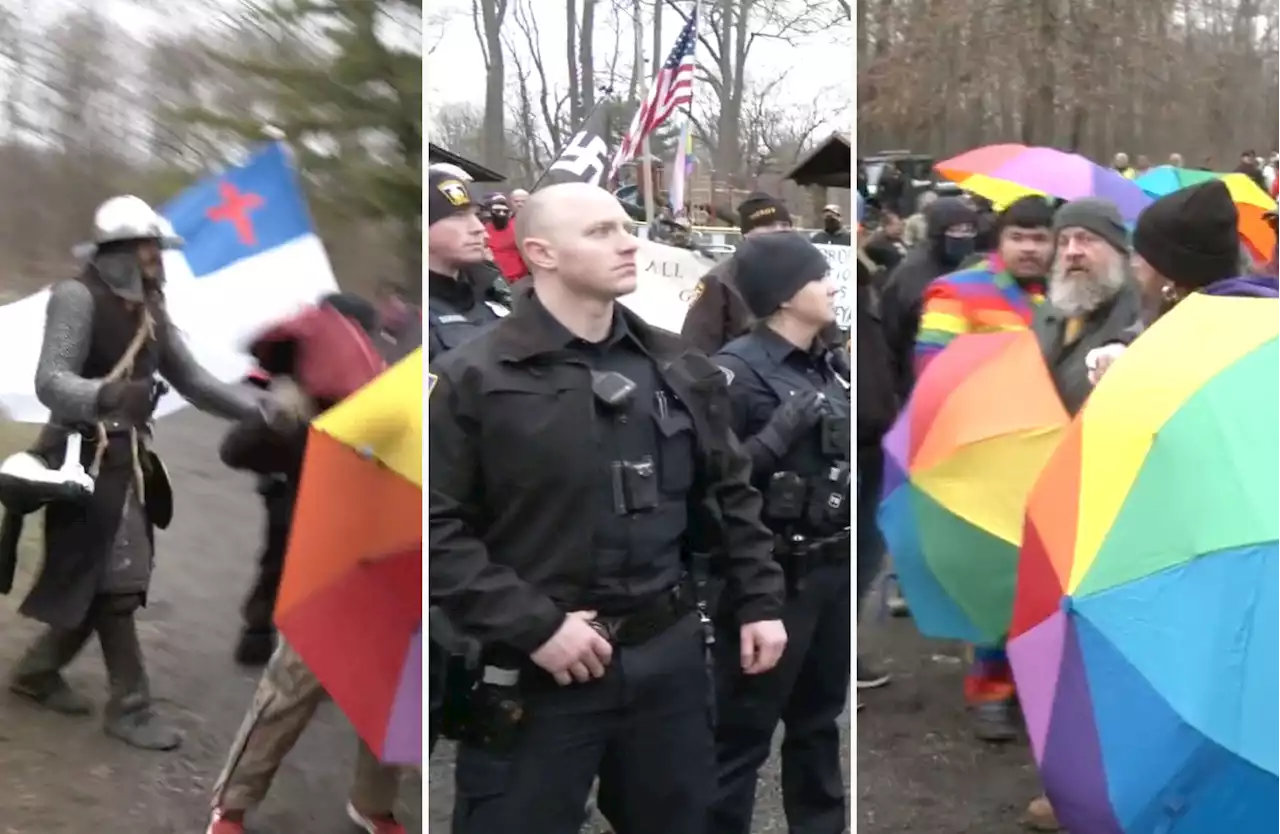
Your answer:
[429,182,788,834]
[426,166,511,359]
[426,166,510,756]
[708,232,853,834]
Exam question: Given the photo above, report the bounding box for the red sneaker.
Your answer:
[347,802,406,834]
[206,809,246,834]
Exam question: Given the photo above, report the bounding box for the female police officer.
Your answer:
[709,232,852,834]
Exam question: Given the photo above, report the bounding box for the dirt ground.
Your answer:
[0,411,422,834]
[856,610,1045,834]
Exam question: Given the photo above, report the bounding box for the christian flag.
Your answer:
[541,107,613,189]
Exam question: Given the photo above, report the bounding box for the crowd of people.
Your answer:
[854,157,1279,830]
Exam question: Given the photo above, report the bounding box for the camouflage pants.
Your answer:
[211,640,401,814]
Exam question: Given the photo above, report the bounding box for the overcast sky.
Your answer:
[426,0,852,131]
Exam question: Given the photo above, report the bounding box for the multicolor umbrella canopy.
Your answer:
[1009,294,1279,834]
[878,330,1069,644]
[275,347,424,765]
[936,144,1153,223]
[1134,166,1278,262]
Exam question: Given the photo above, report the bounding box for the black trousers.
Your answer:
[451,613,713,834]
[709,562,851,834]
[242,483,291,634]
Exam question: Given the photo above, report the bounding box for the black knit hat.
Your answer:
[732,232,830,318]
[737,192,792,234]
[1133,179,1240,291]
[428,169,476,226]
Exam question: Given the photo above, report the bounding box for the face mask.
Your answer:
[823,218,841,233]
[490,211,510,230]
[942,236,975,264]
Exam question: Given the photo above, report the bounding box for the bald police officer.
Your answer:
[430,183,788,834]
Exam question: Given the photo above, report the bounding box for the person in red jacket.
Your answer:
[483,192,528,282]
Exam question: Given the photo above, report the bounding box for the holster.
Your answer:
[0,510,21,595]
[775,529,851,595]
[141,449,173,530]
[440,653,481,742]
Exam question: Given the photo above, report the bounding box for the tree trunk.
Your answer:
[479,0,508,170]
[566,0,580,125]
[579,0,596,118]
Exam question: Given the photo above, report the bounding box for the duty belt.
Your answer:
[588,586,695,647]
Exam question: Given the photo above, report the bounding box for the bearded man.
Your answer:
[1033,198,1143,415]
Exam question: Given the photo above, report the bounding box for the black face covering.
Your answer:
[490,212,510,230]
[823,217,841,234]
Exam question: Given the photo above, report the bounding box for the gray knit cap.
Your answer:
[1052,198,1129,254]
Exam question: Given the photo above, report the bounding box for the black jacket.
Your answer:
[855,264,898,446]
[878,197,978,400]
[429,298,785,653]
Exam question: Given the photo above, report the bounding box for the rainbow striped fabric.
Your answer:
[914,255,1046,375]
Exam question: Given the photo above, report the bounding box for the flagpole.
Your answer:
[639,4,657,233]
[527,86,615,193]
[673,0,699,219]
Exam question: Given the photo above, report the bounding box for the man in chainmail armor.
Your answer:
[8,195,289,750]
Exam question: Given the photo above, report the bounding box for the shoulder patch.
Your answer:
[716,364,734,385]
[687,279,706,305]
[427,372,438,398]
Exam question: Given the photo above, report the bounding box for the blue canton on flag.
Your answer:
[161,143,315,278]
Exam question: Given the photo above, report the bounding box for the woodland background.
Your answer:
[428,0,853,214]
[857,0,1280,163]
[0,0,421,298]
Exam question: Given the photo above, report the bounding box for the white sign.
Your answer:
[618,239,715,333]
[814,243,853,328]
[619,239,854,335]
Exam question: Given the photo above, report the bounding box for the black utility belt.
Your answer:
[774,530,852,565]
[588,589,695,647]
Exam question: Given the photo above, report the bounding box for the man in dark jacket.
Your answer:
[878,196,979,400]
[854,255,898,705]
[1235,150,1268,193]
[680,192,793,354]
[1034,198,1142,415]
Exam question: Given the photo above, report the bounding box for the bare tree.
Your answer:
[858,0,1279,164]
[472,0,510,168]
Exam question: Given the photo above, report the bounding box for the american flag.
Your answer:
[612,9,698,172]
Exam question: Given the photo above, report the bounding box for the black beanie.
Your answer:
[1133,179,1240,291]
[428,168,476,225]
[737,192,792,234]
[732,232,830,318]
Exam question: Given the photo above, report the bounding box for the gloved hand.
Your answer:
[96,379,155,424]
[757,390,829,458]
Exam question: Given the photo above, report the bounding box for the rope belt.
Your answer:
[87,307,155,500]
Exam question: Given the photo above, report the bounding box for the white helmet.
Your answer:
[428,162,473,183]
[91,195,183,249]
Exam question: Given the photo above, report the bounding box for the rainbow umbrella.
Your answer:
[1134,166,1277,262]
[936,145,1153,222]
[1009,294,1279,834]
[275,348,424,765]
[878,330,1069,644]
